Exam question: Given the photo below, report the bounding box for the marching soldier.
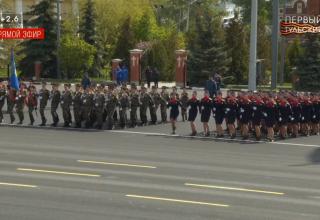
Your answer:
[129,85,140,128]
[38,82,50,126]
[7,86,16,124]
[93,85,105,129]
[150,86,161,124]
[160,86,169,123]
[73,84,82,128]
[0,83,7,123]
[140,86,152,126]
[16,85,27,125]
[61,84,73,127]
[180,88,189,122]
[80,87,94,128]
[119,89,130,128]
[105,86,118,130]
[26,85,38,125]
[225,93,238,139]
[51,83,61,127]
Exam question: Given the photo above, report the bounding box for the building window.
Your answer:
[297,2,303,14]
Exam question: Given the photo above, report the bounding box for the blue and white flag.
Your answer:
[10,48,19,90]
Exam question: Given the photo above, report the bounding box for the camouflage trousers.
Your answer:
[140,106,148,125]
[95,109,104,129]
[0,101,4,122]
[106,108,116,130]
[51,106,59,124]
[119,107,128,128]
[160,104,167,122]
[7,102,15,123]
[73,106,81,127]
[16,106,24,123]
[62,106,72,125]
[130,106,138,127]
[149,105,157,124]
[39,105,47,124]
[81,107,91,128]
[28,106,36,124]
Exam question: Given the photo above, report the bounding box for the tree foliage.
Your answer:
[19,0,57,78]
[187,7,229,85]
[296,34,320,91]
[58,35,96,79]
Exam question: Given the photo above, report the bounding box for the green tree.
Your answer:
[19,0,56,78]
[225,12,249,84]
[296,34,320,91]
[187,9,229,85]
[79,0,97,46]
[285,38,303,82]
[58,35,96,79]
[113,17,136,65]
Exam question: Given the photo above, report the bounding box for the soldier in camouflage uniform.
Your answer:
[7,86,16,124]
[38,82,50,126]
[93,85,105,129]
[149,86,160,124]
[0,83,7,123]
[129,85,140,128]
[61,84,73,127]
[26,85,38,125]
[80,87,94,128]
[73,84,82,128]
[106,85,118,130]
[16,85,27,124]
[51,83,61,127]
[180,88,189,122]
[119,88,130,129]
[140,86,153,126]
[160,86,169,123]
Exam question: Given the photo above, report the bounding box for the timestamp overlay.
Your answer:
[0,13,45,40]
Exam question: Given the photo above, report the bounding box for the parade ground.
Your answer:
[1,109,320,220]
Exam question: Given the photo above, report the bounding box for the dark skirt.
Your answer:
[188,109,198,122]
[170,109,179,120]
[215,114,224,125]
[201,110,211,123]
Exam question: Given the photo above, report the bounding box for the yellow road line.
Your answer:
[17,168,100,177]
[126,194,229,207]
[185,183,284,195]
[77,160,157,169]
[0,182,38,188]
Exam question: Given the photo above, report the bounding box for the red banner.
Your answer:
[0,28,45,39]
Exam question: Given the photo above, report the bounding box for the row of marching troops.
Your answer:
[167,90,320,141]
[0,81,187,130]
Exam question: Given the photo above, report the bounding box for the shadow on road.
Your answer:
[289,148,320,167]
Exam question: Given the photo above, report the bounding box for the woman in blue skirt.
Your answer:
[187,91,200,136]
[167,93,181,134]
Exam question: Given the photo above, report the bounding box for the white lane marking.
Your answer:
[109,130,320,148]
[0,182,38,188]
[126,194,229,207]
[17,168,101,177]
[185,183,284,195]
[77,160,157,169]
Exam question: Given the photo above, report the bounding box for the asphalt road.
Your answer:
[1,121,320,220]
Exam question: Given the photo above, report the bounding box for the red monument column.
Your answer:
[130,49,143,84]
[111,59,122,81]
[175,49,187,88]
[34,61,42,81]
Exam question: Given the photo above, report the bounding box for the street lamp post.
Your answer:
[248,0,258,91]
[271,0,279,90]
[56,0,61,79]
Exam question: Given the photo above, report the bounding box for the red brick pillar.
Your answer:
[34,61,42,81]
[112,59,122,81]
[175,49,187,88]
[130,49,143,84]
